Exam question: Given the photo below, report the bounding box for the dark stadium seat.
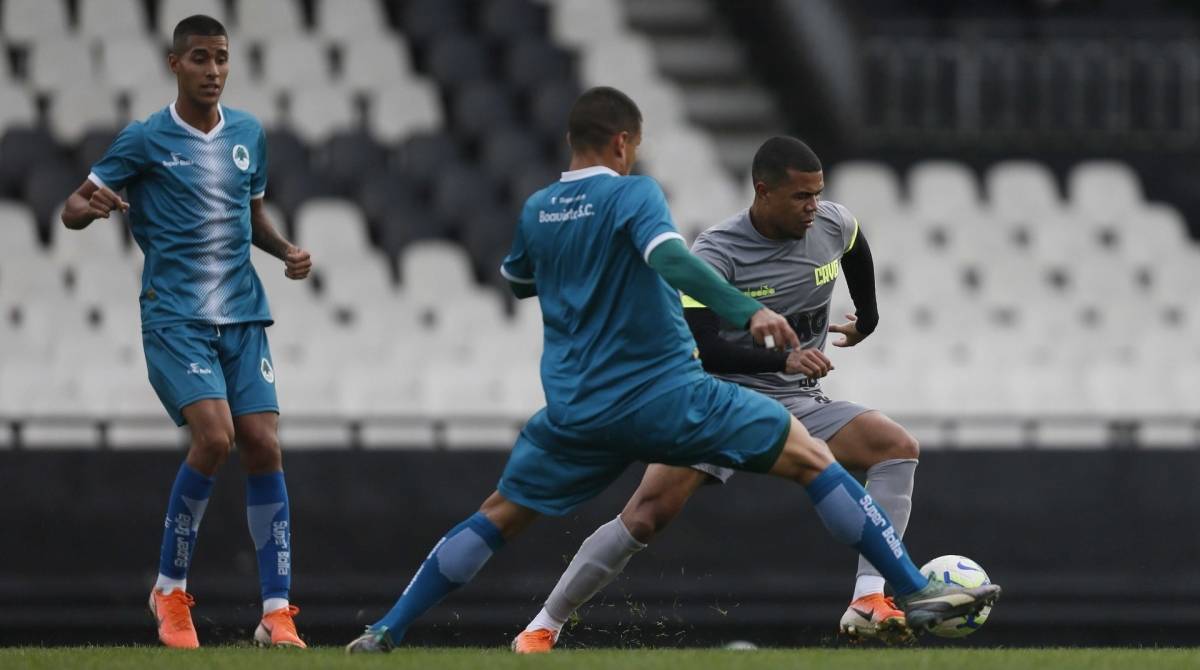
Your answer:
[0,127,65,200]
[394,131,462,187]
[74,128,119,176]
[398,0,468,46]
[425,32,492,84]
[317,130,391,198]
[507,163,561,206]
[462,208,518,284]
[376,193,446,261]
[504,40,574,93]
[450,81,518,138]
[529,81,580,143]
[23,159,79,240]
[270,168,339,227]
[357,167,424,232]
[431,163,500,237]
[264,128,311,195]
[480,0,544,41]
[480,128,546,180]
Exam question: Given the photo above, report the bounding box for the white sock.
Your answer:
[263,597,289,615]
[852,575,887,601]
[525,607,565,637]
[154,574,186,595]
[525,516,646,635]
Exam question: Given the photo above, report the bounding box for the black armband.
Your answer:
[685,307,788,374]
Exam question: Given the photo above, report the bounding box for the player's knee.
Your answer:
[887,430,920,461]
[238,427,281,472]
[191,426,235,467]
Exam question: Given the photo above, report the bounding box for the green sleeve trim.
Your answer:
[648,238,761,328]
[845,217,860,254]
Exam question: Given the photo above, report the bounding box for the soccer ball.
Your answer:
[918,554,992,638]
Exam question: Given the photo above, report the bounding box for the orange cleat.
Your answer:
[148,588,200,649]
[511,628,557,653]
[254,604,307,648]
[839,593,912,645]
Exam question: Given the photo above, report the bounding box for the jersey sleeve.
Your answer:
[831,202,860,254]
[680,232,733,309]
[88,122,148,192]
[251,125,268,199]
[500,217,535,285]
[623,177,684,264]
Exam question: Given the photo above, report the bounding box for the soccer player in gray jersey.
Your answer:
[514,137,921,650]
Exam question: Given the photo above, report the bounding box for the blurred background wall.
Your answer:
[1,0,1198,647]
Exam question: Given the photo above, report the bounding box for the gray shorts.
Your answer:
[691,391,871,484]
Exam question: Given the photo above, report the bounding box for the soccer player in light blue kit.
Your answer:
[61,16,309,649]
[346,87,1000,653]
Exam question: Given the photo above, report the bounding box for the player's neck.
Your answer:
[175,97,222,133]
[747,203,785,241]
[568,152,623,175]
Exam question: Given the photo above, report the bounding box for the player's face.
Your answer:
[169,35,230,107]
[762,169,823,239]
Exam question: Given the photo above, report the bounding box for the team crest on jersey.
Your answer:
[232,144,251,171]
[260,358,275,383]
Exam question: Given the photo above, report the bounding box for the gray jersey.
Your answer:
[689,200,859,396]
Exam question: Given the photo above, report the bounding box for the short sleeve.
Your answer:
[251,125,268,199]
[624,177,684,264]
[89,122,148,192]
[689,232,734,281]
[831,202,860,253]
[500,219,535,284]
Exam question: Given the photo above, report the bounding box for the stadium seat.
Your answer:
[47,84,120,144]
[0,201,42,261]
[22,162,78,237]
[984,160,1062,225]
[908,161,982,219]
[158,0,229,40]
[450,82,520,138]
[98,37,172,92]
[294,198,374,261]
[827,161,905,225]
[426,33,493,84]
[398,239,477,297]
[393,132,462,186]
[76,0,147,40]
[0,88,37,138]
[286,85,357,144]
[529,80,580,141]
[339,37,413,92]
[260,37,332,92]
[1068,160,1144,224]
[221,78,281,129]
[431,164,502,235]
[367,80,443,144]
[375,193,445,257]
[263,128,310,193]
[233,0,305,40]
[52,215,129,265]
[28,36,96,92]
[315,0,390,42]
[316,131,390,198]
[127,83,180,123]
[357,167,423,232]
[319,254,395,309]
[480,128,546,179]
[1,0,69,45]
[481,0,544,41]
[547,0,624,47]
[399,0,468,46]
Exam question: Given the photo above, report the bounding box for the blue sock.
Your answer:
[372,512,505,641]
[806,462,928,596]
[157,463,214,585]
[246,471,291,602]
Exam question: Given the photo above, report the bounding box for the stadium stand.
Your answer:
[0,0,1198,450]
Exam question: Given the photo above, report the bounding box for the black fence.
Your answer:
[2,447,1198,648]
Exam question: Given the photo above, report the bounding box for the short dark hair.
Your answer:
[751,136,822,188]
[172,14,228,55]
[567,86,642,153]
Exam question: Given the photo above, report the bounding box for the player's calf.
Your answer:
[618,465,707,542]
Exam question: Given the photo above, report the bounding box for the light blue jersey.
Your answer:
[90,103,271,331]
[502,166,706,429]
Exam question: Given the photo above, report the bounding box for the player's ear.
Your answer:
[753,180,770,200]
[167,50,180,74]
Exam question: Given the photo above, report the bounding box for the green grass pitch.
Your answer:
[1,647,1198,669]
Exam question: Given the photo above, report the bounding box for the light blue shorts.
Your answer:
[142,322,279,426]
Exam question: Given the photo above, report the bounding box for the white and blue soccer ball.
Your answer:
[919,554,993,638]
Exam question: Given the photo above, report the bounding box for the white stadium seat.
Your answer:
[1068,160,1144,224]
[315,0,390,42]
[367,80,442,144]
[100,36,172,92]
[0,87,37,131]
[828,161,905,225]
[47,84,121,144]
[340,37,414,92]
[233,0,305,40]
[2,0,68,44]
[158,0,229,41]
[398,240,476,298]
[294,199,373,260]
[287,85,356,144]
[76,0,147,40]
[28,37,96,92]
[260,37,332,92]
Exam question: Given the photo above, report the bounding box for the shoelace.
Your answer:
[266,605,301,631]
[883,596,900,612]
[163,591,196,632]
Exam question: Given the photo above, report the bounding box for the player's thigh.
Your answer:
[497,410,631,517]
[142,323,227,426]
[825,409,918,470]
[215,322,279,420]
[624,377,792,475]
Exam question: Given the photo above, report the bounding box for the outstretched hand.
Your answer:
[284,246,312,280]
[828,313,866,348]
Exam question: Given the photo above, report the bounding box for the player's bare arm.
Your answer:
[250,199,311,280]
[61,179,129,230]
